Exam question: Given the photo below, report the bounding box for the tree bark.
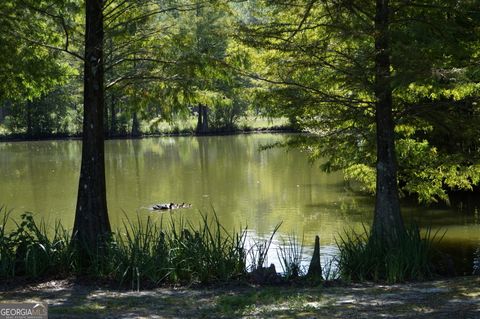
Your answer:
[196,103,203,132]
[202,105,208,131]
[72,0,111,261]
[372,0,405,243]
[131,111,140,137]
[104,94,109,137]
[196,103,208,134]
[307,235,323,280]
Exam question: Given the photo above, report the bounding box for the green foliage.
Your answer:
[337,225,441,283]
[0,0,79,102]
[341,122,480,203]
[0,0,82,137]
[99,0,255,134]
[240,1,480,203]
[3,83,81,136]
[0,209,73,279]
[1,0,254,137]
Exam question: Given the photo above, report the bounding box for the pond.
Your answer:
[0,134,479,274]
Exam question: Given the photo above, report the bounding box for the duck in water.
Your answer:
[152,203,173,210]
[152,202,191,211]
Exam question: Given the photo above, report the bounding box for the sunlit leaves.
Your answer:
[241,0,480,203]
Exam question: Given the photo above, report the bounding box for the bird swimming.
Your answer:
[151,202,192,211]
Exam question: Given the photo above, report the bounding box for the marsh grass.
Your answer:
[277,234,305,279]
[247,223,281,271]
[0,209,248,289]
[0,207,446,288]
[321,256,340,281]
[337,224,442,283]
[108,213,247,289]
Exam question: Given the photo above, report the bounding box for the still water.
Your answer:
[1,134,479,273]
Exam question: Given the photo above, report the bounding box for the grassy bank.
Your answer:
[0,208,446,289]
[0,211,248,289]
[1,210,310,289]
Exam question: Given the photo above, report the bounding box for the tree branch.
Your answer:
[287,0,317,41]
[105,57,177,72]
[14,1,84,61]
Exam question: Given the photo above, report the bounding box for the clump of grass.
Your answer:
[318,253,340,281]
[107,216,168,288]
[0,208,73,279]
[277,234,305,279]
[247,223,281,272]
[0,207,14,278]
[0,208,247,289]
[337,225,442,283]
[108,213,247,289]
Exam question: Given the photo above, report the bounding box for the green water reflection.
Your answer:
[1,134,479,272]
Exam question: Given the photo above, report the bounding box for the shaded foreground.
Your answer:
[1,277,479,318]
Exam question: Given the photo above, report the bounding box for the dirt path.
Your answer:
[1,277,479,318]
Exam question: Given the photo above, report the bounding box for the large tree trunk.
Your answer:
[372,0,405,243]
[196,103,208,134]
[131,111,140,137]
[104,94,109,137]
[73,0,111,261]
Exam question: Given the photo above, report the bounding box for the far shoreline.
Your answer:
[0,126,301,143]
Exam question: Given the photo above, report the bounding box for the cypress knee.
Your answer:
[307,235,323,280]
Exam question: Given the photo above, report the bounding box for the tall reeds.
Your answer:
[337,225,442,283]
[0,209,247,289]
[277,234,305,279]
[0,207,445,288]
[108,214,247,289]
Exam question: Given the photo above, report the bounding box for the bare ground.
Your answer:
[1,277,480,318]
